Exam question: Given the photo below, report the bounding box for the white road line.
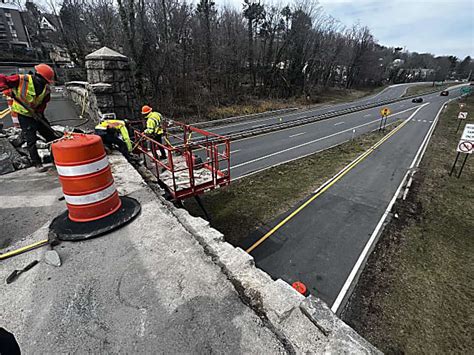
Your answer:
[232,120,403,180]
[234,141,347,181]
[334,122,345,126]
[363,114,371,117]
[289,132,306,138]
[232,105,426,170]
[331,102,435,314]
[231,149,241,154]
[233,105,422,144]
[423,120,427,122]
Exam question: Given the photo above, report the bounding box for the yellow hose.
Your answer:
[0,239,49,261]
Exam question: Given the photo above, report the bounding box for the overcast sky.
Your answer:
[218,0,474,59]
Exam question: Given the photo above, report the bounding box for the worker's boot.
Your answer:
[129,154,142,163]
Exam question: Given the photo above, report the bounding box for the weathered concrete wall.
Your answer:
[137,165,381,353]
[65,47,139,123]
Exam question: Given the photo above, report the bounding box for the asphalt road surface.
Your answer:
[1,88,83,129]
[226,86,464,179]
[241,90,464,312]
[209,82,430,137]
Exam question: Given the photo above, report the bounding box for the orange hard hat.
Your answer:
[141,105,152,115]
[35,64,55,83]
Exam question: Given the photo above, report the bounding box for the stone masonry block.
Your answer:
[101,70,114,82]
[95,95,114,108]
[111,82,122,93]
[85,59,103,70]
[102,60,119,70]
[114,70,128,82]
[114,107,132,119]
[87,70,101,84]
[113,93,128,107]
[120,82,131,92]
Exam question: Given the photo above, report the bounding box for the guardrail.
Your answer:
[191,86,458,144]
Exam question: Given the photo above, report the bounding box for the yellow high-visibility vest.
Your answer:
[144,111,163,135]
[11,75,49,117]
[95,119,133,152]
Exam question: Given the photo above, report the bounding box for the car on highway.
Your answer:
[440,90,449,96]
[412,97,423,103]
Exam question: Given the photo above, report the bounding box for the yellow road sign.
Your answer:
[380,107,391,117]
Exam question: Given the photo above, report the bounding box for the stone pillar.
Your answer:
[85,47,138,121]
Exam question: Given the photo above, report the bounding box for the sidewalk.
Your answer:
[0,153,378,353]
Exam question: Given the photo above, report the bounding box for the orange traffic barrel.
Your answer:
[292,281,310,297]
[52,133,121,222]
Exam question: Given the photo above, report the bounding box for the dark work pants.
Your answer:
[0,328,21,355]
[18,114,57,166]
[97,130,131,160]
[151,133,167,158]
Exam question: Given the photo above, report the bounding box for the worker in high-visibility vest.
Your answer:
[0,64,57,172]
[141,105,167,159]
[94,119,137,161]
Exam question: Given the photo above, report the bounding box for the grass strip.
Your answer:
[185,121,402,246]
[343,95,473,353]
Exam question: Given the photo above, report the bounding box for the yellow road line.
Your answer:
[245,103,428,254]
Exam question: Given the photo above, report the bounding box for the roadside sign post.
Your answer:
[456,112,468,132]
[449,123,473,177]
[379,107,391,131]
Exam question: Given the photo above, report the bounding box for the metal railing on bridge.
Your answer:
[131,120,231,200]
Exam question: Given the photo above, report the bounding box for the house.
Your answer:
[0,0,30,50]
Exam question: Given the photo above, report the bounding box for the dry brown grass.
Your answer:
[343,95,474,353]
[184,121,402,246]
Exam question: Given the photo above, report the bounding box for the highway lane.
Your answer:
[1,89,82,129]
[227,86,465,179]
[242,96,455,311]
[209,82,431,136]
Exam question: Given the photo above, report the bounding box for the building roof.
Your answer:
[42,13,60,29]
[0,1,21,10]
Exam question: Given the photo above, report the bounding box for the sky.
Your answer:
[219,0,474,59]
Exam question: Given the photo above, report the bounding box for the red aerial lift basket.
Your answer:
[131,120,231,200]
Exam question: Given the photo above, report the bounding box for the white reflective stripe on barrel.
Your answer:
[56,156,109,177]
[64,183,117,205]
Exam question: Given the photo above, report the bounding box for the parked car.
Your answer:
[412,97,423,103]
[440,90,449,96]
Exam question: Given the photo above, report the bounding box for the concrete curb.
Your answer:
[132,162,380,353]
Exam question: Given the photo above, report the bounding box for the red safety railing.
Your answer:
[132,120,231,200]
